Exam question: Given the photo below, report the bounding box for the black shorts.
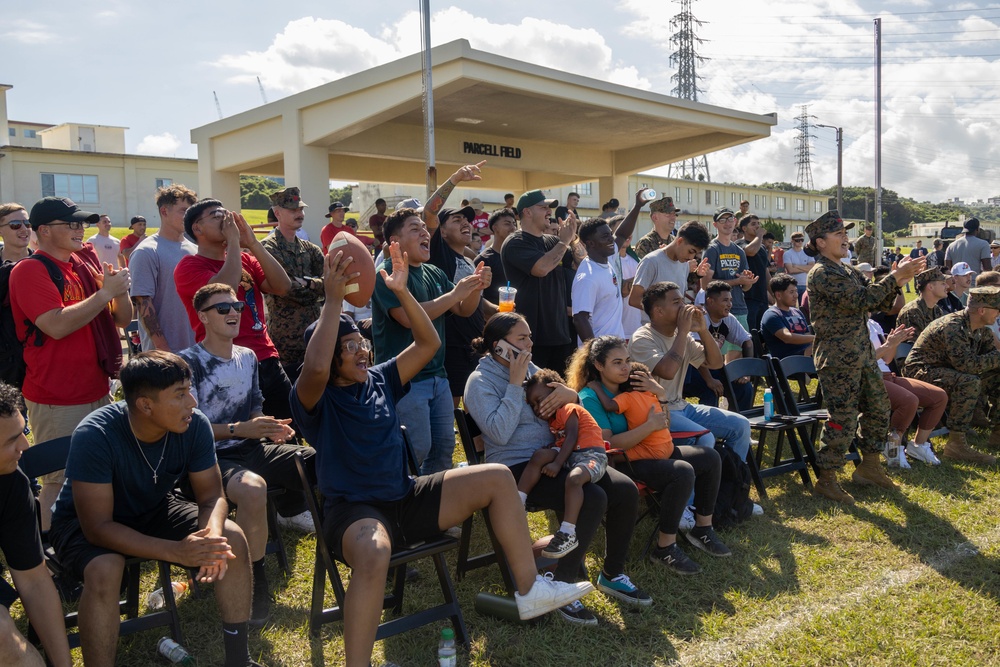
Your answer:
[48,494,201,580]
[0,577,17,609]
[323,471,446,564]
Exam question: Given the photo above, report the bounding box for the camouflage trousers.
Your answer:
[815,362,890,469]
[904,365,999,431]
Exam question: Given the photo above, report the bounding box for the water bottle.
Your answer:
[763,388,774,420]
[157,637,194,665]
[146,581,187,610]
[886,430,901,468]
[438,627,457,667]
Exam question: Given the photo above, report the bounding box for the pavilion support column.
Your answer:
[598,173,630,215]
[197,145,240,210]
[283,111,330,243]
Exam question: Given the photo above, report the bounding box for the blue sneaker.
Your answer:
[597,572,652,606]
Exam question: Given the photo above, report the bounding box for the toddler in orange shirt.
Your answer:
[588,362,674,461]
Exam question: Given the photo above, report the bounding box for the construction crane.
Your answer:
[257,77,268,104]
[213,91,223,120]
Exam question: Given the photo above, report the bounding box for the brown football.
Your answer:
[328,231,375,307]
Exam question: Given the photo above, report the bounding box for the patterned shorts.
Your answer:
[560,447,609,483]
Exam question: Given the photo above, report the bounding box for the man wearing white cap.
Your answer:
[949,262,976,306]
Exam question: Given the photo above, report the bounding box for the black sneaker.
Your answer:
[557,599,598,625]
[649,543,701,575]
[540,531,579,559]
[685,526,732,558]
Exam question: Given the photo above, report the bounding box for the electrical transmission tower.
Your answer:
[667,0,711,182]
[794,105,815,190]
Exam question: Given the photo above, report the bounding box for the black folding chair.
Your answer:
[721,357,817,499]
[292,429,468,647]
[18,436,184,650]
[750,328,768,358]
[264,489,291,576]
[123,320,142,358]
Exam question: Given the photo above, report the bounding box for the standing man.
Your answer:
[991,240,1000,269]
[903,286,1000,461]
[87,215,120,268]
[736,214,770,331]
[945,218,992,277]
[117,215,147,266]
[0,203,31,389]
[702,208,757,360]
[804,211,923,504]
[927,238,945,268]
[629,221,711,321]
[468,198,491,244]
[783,232,814,304]
[175,200,294,423]
[0,382,72,667]
[368,198,387,248]
[634,196,679,260]
[854,224,878,267]
[48,352,262,667]
[130,185,199,352]
[555,192,580,227]
[319,202,352,252]
[897,267,946,340]
[501,190,576,373]
[261,187,326,383]
[11,196,132,528]
[475,207,517,306]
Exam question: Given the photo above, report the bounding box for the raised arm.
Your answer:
[612,188,651,248]
[34,263,131,339]
[386,244,443,385]
[423,161,486,233]
[234,213,291,296]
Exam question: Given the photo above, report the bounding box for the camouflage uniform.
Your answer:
[854,232,878,267]
[807,218,901,470]
[903,307,1000,431]
[263,187,326,375]
[635,196,679,260]
[896,298,943,340]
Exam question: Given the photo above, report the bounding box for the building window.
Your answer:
[761,196,767,209]
[24,129,37,139]
[714,190,720,205]
[674,187,681,200]
[754,195,760,209]
[813,201,822,213]
[8,128,14,137]
[796,198,805,212]
[41,173,99,204]
[731,193,737,207]
[572,183,592,196]
[155,178,173,189]
[705,190,712,205]
[776,197,786,211]
[686,188,693,204]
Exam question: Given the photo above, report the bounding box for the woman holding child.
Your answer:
[566,336,731,575]
[464,312,652,625]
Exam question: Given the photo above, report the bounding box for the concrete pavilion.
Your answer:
[191,39,776,239]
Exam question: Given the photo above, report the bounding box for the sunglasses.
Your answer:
[0,221,26,230]
[47,221,89,230]
[200,301,246,315]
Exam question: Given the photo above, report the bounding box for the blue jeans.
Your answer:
[395,376,455,475]
[670,402,751,463]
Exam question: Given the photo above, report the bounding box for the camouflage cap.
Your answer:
[804,210,854,240]
[713,207,735,222]
[969,286,1000,310]
[649,196,678,214]
[915,266,946,290]
[269,186,308,210]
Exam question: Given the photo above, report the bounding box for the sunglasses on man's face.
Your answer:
[200,301,246,315]
[0,221,26,230]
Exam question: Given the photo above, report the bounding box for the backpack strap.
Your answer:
[19,254,66,348]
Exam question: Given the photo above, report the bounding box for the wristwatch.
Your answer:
[228,423,236,435]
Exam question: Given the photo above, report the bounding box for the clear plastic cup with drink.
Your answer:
[498,286,517,312]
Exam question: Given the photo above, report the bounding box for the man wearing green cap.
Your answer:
[897,267,947,340]
[634,196,679,260]
[804,210,925,504]
[903,285,1000,460]
[262,187,326,383]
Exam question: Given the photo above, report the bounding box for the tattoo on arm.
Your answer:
[133,296,168,349]
[424,180,458,222]
[667,350,683,363]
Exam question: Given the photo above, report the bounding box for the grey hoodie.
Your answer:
[463,355,554,466]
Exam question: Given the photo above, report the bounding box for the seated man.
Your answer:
[760,274,814,358]
[0,382,71,667]
[897,267,946,340]
[684,280,754,411]
[179,283,316,626]
[292,243,592,667]
[48,352,262,667]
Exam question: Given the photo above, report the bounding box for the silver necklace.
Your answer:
[128,417,168,484]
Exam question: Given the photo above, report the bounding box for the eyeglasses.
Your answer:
[199,301,246,315]
[341,338,372,354]
[47,221,89,230]
[0,221,26,230]
[195,208,228,225]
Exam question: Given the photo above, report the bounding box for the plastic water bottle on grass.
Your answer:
[438,627,457,666]
[886,430,902,467]
[146,581,187,610]
[157,637,194,665]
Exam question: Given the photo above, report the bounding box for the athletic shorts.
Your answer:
[562,448,608,483]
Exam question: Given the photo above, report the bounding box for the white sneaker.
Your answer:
[898,450,911,469]
[906,441,942,466]
[514,572,594,621]
[276,510,315,533]
[752,503,764,516]
[679,506,696,531]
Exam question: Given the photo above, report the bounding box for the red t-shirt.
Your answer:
[472,212,491,242]
[320,222,355,254]
[118,234,143,265]
[174,253,279,361]
[10,252,109,405]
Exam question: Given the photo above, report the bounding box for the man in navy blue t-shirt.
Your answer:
[761,275,815,358]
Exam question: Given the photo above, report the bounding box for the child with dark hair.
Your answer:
[587,362,674,462]
[518,368,609,559]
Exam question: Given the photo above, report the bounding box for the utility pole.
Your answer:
[794,106,814,191]
[874,18,883,257]
[420,0,437,199]
[667,0,711,182]
[816,124,843,213]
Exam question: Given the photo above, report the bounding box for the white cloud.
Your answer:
[136,132,180,156]
[1,20,56,44]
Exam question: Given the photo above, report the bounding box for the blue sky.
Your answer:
[4,1,1000,202]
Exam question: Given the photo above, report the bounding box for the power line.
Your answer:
[668,0,711,182]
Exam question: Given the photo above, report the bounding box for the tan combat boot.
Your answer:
[813,469,856,505]
[942,432,997,465]
[851,453,899,490]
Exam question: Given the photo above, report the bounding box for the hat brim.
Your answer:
[439,206,476,225]
[324,207,347,218]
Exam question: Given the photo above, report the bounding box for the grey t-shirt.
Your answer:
[945,233,991,279]
[704,239,749,315]
[178,343,262,451]
[633,247,691,323]
[128,234,198,352]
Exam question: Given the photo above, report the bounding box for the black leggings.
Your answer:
[627,445,721,535]
[507,461,638,581]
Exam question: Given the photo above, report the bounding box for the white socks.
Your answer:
[559,521,576,536]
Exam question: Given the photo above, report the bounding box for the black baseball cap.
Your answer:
[438,206,475,225]
[28,197,100,230]
[129,215,146,227]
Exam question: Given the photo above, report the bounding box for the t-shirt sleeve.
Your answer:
[128,247,157,298]
[377,358,408,403]
[633,256,656,289]
[571,267,597,316]
[243,254,268,292]
[188,411,218,473]
[760,309,784,336]
[173,256,212,313]
[10,259,65,321]
[628,331,663,371]
[0,471,44,571]
[726,314,752,344]
[704,244,721,274]
[65,420,114,484]
[503,236,546,275]
[372,264,402,315]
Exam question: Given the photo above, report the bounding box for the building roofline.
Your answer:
[0,144,195,163]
